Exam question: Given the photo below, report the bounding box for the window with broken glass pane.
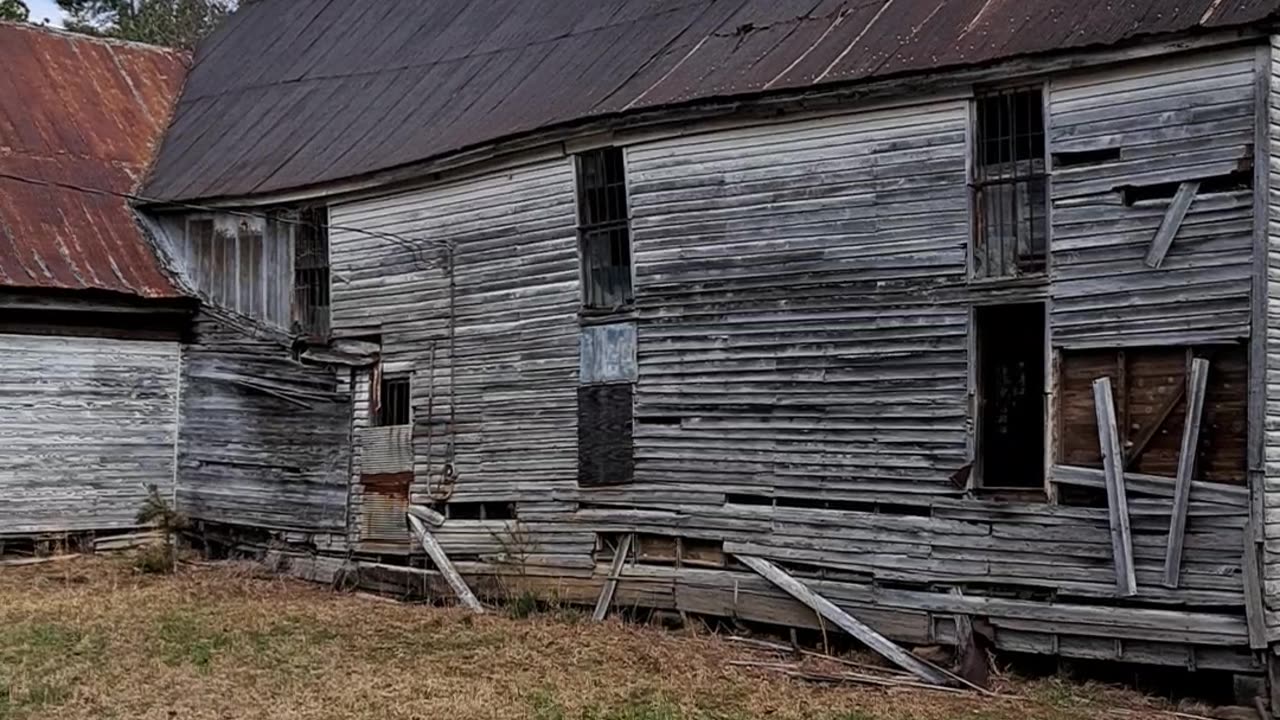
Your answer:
[972,87,1048,279]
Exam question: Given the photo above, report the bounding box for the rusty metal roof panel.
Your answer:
[0,22,187,298]
[142,0,1280,202]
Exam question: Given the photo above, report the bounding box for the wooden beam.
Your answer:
[407,514,484,613]
[1144,181,1200,268]
[1124,380,1185,469]
[1162,358,1209,588]
[1242,519,1267,650]
[1050,464,1248,509]
[734,554,955,686]
[592,533,633,621]
[1093,377,1138,596]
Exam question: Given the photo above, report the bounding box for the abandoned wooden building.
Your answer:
[0,23,193,545]
[16,0,1280,699]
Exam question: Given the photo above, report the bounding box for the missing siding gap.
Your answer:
[438,502,514,521]
[777,496,932,517]
[725,493,774,506]
[593,532,724,568]
[1053,148,1121,168]
[1121,170,1251,205]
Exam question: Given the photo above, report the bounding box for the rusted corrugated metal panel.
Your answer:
[0,22,187,298]
[0,333,181,535]
[357,426,413,474]
[143,0,1280,202]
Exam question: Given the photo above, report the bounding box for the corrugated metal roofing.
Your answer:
[144,0,1280,202]
[0,22,187,299]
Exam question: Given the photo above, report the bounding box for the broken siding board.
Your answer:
[1094,377,1138,596]
[1048,48,1256,348]
[0,334,181,535]
[1144,182,1201,268]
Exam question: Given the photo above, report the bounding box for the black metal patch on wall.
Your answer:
[578,384,634,487]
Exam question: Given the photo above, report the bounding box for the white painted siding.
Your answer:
[0,334,180,534]
[1049,48,1257,347]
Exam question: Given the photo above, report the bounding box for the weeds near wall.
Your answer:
[134,484,188,574]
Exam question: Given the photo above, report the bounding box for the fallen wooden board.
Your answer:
[734,553,955,686]
[0,554,81,567]
[407,514,483,613]
[1144,181,1199,268]
[1093,377,1138,596]
[592,533,633,621]
[1163,358,1209,588]
[407,504,446,527]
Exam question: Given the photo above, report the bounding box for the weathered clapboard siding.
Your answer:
[1262,36,1280,635]
[1049,48,1257,348]
[625,99,972,493]
[178,310,350,531]
[330,160,588,559]
[0,334,180,535]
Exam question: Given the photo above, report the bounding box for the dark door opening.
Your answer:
[976,303,1045,488]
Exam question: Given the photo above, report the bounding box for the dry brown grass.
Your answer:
[0,557,1209,720]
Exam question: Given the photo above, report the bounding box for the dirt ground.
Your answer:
[0,556,1225,720]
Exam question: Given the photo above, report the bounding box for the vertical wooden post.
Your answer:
[1093,377,1137,596]
[592,533,633,621]
[1162,358,1209,588]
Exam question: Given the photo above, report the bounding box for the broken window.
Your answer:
[375,375,411,427]
[972,87,1048,279]
[293,206,331,339]
[975,304,1045,488]
[576,147,633,311]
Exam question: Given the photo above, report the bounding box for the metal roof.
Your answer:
[144,0,1280,202]
[0,22,187,299]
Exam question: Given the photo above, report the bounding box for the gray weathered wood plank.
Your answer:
[734,554,955,686]
[1242,518,1267,649]
[1163,358,1209,588]
[592,533,634,621]
[1143,181,1199,268]
[1093,377,1138,596]
[407,514,484,613]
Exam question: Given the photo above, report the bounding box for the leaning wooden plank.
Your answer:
[1242,519,1267,649]
[592,533,633,621]
[407,514,484,613]
[1093,377,1138,596]
[407,504,446,527]
[1143,181,1199,268]
[0,554,80,567]
[1162,358,1209,589]
[734,553,954,686]
[1050,465,1248,509]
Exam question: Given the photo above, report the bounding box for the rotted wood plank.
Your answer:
[407,514,484,613]
[592,533,633,621]
[1163,358,1209,589]
[734,554,955,686]
[1093,377,1138,596]
[1242,518,1266,650]
[1143,181,1199,268]
[407,504,446,527]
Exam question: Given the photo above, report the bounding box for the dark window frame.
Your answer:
[575,147,634,312]
[971,86,1049,280]
[973,303,1047,491]
[375,375,412,428]
[293,205,331,340]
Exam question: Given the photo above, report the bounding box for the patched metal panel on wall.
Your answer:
[0,334,180,534]
[360,472,411,544]
[578,384,634,487]
[580,323,637,384]
[357,426,413,474]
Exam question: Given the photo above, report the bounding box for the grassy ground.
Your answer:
[0,557,1210,720]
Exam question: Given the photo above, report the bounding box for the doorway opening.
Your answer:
[975,303,1046,489]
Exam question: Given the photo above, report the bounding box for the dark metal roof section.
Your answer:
[144,0,1280,202]
[0,22,187,299]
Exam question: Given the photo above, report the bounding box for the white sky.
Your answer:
[25,0,65,26]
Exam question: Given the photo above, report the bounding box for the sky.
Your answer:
[25,0,65,26]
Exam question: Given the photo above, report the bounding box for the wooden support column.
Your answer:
[407,514,484,613]
[1093,377,1138,596]
[1144,181,1200,268]
[735,554,956,687]
[592,533,633,621]
[1162,358,1209,588]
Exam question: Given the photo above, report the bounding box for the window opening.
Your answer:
[972,87,1048,279]
[576,147,633,311]
[375,375,411,427]
[294,206,330,339]
[975,303,1046,488]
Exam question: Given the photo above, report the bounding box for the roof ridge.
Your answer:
[0,19,189,57]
